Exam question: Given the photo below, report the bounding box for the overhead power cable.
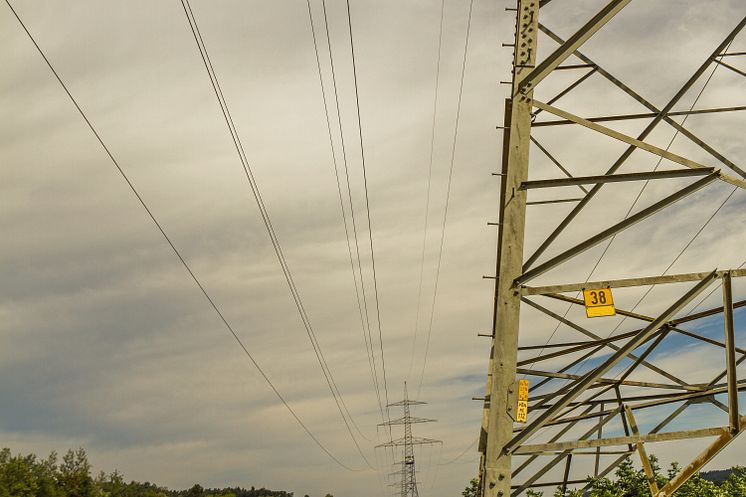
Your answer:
[417,0,476,396]
[180,0,373,469]
[344,0,392,424]
[534,43,739,388]
[439,437,479,465]
[408,0,447,381]
[524,38,734,378]
[3,0,357,472]
[687,258,746,316]
[316,0,387,429]
[305,0,382,443]
[577,42,739,345]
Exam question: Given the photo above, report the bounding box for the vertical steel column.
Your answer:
[723,271,740,433]
[560,454,573,495]
[483,1,538,496]
[594,401,604,477]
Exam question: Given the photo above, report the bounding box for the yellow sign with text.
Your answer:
[516,379,529,423]
[583,287,616,318]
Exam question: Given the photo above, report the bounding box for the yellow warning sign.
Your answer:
[516,379,529,423]
[583,287,616,318]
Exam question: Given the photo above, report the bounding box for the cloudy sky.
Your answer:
[1,1,746,496]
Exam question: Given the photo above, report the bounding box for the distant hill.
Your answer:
[701,468,739,485]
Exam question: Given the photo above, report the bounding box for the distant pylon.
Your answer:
[377,382,441,497]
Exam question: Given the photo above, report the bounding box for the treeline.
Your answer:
[553,457,746,497]
[463,457,746,497]
[0,447,294,497]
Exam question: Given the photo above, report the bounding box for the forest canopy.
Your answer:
[0,447,296,497]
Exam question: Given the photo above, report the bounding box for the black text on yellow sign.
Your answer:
[583,287,616,318]
[516,379,529,423]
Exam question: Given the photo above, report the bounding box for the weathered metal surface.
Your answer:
[724,272,740,433]
[513,427,726,455]
[520,168,714,190]
[482,0,538,494]
[478,5,746,495]
[522,268,746,296]
[624,406,660,495]
[516,0,632,95]
[517,175,719,284]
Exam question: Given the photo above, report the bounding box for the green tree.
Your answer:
[186,484,205,497]
[465,456,746,497]
[553,489,582,497]
[35,451,63,497]
[462,477,479,497]
[721,467,746,496]
[95,469,128,497]
[674,473,724,497]
[58,448,96,497]
[0,449,39,497]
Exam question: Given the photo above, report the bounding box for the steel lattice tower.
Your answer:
[476,1,746,496]
[378,383,441,497]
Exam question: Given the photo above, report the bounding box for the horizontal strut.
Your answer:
[522,268,746,295]
[513,426,728,455]
[520,168,714,190]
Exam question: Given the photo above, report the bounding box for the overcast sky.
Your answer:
[2,1,746,496]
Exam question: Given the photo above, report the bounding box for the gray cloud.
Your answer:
[2,1,746,496]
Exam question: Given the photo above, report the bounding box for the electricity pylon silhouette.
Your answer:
[378,383,441,497]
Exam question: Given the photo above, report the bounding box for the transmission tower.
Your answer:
[477,1,746,497]
[378,383,441,497]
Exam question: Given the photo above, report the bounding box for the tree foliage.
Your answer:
[462,478,479,497]
[0,448,294,497]
[463,456,746,497]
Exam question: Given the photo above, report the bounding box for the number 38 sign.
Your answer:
[582,287,616,318]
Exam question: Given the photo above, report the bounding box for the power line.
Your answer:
[344,0,392,424]
[317,0,386,430]
[305,0,382,443]
[592,186,739,350]
[318,0,394,471]
[560,48,737,379]
[578,44,738,341]
[530,48,739,386]
[179,0,374,469]
[687,258,746,316]
[439,437,479,465]
[594,186,741,386]
[3,0,358,472]
[315,0,394,480]
[523,39,733,377]
[408,0,447,381]
[417,0,476,396]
